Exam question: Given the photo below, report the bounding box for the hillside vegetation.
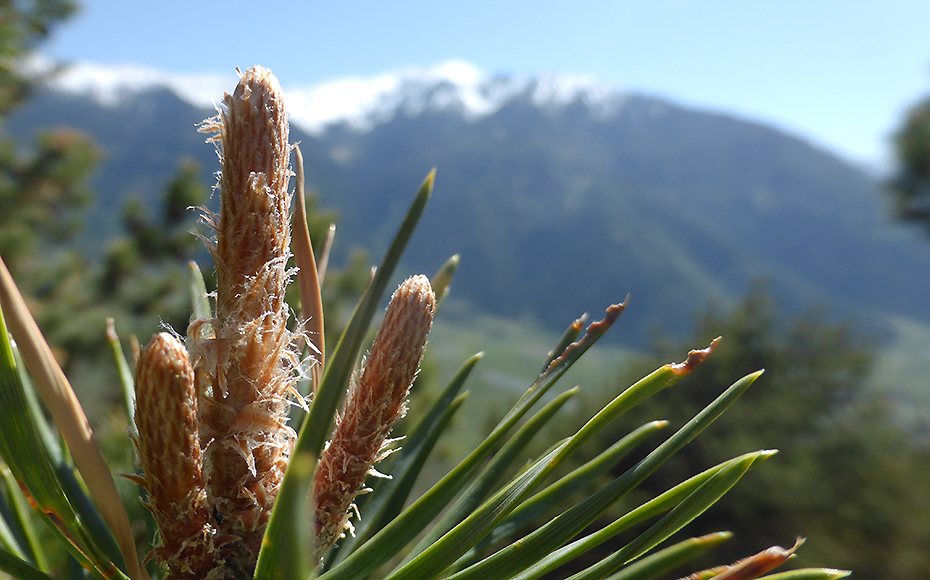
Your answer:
[8,82,930,345]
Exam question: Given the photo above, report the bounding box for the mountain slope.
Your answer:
[6,71,929,343]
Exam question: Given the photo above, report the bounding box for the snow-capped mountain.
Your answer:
[35,57,629,134]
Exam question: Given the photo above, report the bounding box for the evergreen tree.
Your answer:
[0,0,106,365]
[889,94,930,232]
[0,0,76,117]
[100,160,210,336]
[571,284,930,579]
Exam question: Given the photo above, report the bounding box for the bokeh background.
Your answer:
[3,2,930,578]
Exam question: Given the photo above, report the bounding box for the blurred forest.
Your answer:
[545,286,930,578]
[889,89,930,233]
[2,3,930,580]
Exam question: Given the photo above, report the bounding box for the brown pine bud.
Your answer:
[134,333,213,580]
[678,538,806,580]
[313,275,436,558]
[202,65,291,327]
[193,65,298,576]
[707,538,805,580]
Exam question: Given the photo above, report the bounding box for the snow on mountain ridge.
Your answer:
[35,57,629,134]
[29,56,232,110]
[286,62,630,132]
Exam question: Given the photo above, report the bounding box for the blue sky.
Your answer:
[41,0,930,170]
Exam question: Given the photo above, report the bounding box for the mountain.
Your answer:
[6,63,930,344]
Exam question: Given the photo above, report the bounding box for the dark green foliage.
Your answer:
[889,95,930,232]
[0,0,96,283]
[1,2,207,386]
[0,0,76,117]
[0,128,98,277]
[0,126,101,369]
[98,160,209,335]
[0,0,102,370]
[577,284,930,579]
[0,129,97,254]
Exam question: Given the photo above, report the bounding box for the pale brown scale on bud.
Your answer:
[313,275,436,559]
[193,65,298,576]
[134,333,214,580]
[677,538,806,580]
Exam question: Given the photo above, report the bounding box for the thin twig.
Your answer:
[292,145,326,382]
